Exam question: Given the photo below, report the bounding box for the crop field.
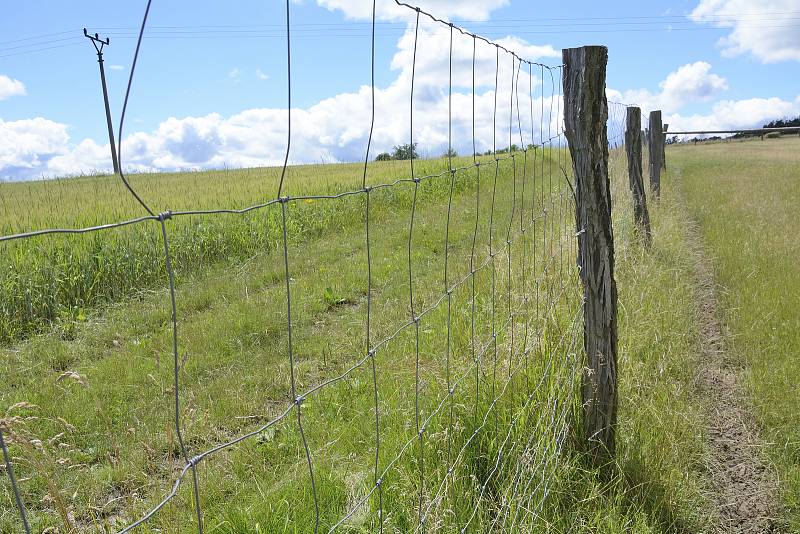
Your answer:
[0,157,503,343]
[1,144,719,533]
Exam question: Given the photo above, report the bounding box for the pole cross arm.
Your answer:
[83,28,110,54]
[83,28,110,45]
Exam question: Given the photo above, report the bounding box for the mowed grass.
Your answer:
[673,136,800,529]
[1,147,714,532]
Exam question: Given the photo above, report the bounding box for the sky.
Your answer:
[1,0,799,181]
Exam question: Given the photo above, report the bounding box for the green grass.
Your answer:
[0,158,489,343]
[673,136,800,530]
[1,147,714,532]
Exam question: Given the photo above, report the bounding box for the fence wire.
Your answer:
[0,1,609,532]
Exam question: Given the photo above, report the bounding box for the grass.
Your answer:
[0,158,486,343]
[673,136,800,530]
[1,145,715,532]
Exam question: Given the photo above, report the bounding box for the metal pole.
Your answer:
[84,28,120,175]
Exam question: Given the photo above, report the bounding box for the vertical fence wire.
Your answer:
[0,428,30,534]
[362,1,382,530]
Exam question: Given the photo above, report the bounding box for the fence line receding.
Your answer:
[0,2,625,532]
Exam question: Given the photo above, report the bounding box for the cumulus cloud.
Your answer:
[108,30,556,173]
[0,118,69,170]
[609,61,728,114]
[608,59,799,138]
[0,75,26,100]
[1,21,562,181]
[0,118,110,179]
[691,0,800,62]
[664,96,800,135]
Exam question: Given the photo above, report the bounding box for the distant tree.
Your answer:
[442,148,458,159]
[375,152,393,161]
[391,143,419,160]
[764,116,800,129]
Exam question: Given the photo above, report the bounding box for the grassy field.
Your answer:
[674,136,800,530]
[0,158,495,344]
[0,146,716,532]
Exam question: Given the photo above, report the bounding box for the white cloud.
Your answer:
[608,59,798,138]
[665,96,800,135]
[0,118,111,179]
[660,61,728,105]
[228,67,241,79]
[316,0,509,22]
[0,75,26,100]
[108,64,125,71]
[691,0,800,62]
[255,69,269,80]
[103,31,558,177]
[609,61,728,114]
[47,138,110,177]
[0,19,564,181]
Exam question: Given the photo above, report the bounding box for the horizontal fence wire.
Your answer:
[0,1,626,532]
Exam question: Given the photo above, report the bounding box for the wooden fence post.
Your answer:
[625,107,651,245]
[662,123,669,170]
[562,45,619,463]
[648,110,663,198]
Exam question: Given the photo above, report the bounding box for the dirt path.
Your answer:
[684,220,782,533]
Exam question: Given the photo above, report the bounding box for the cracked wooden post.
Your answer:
[562,45,619,464]
[625,107,652,245]
[648,110,663,198]
[662,123,669,171]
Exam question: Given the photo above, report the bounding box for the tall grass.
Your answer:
[0,147,715,532]
[1,158,485,343]
[675,136,800,529]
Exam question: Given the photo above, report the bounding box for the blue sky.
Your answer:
[1,0,799,180]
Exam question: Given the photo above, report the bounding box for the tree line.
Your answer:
[375,143,536,161]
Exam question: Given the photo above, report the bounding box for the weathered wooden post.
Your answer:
[648,110,663,198]
[661,123,669,170]
[562,46,619,463]
[625,107,651,245]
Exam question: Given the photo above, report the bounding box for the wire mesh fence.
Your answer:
[0,1,622,532]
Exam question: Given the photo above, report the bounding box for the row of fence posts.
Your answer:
[563,45,667,466]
